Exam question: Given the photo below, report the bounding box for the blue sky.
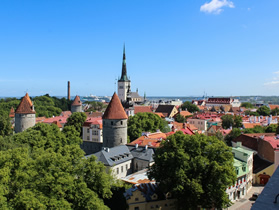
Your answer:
[0,0,279,97]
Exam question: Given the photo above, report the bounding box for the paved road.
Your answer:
[228,186,264,210]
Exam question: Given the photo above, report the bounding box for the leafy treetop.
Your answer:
[148,132,236,209]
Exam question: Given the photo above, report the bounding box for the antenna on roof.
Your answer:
[114,77,117,92]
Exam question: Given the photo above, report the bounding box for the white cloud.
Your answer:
[200,0,235,14]
[264,71,279,86]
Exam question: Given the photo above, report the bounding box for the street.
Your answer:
[228,186,264,210]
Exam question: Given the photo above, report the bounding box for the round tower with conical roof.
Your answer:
[71,95,82,113]
[15,93,36,133]
[102,92,128,148]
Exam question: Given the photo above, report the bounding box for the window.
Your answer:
[87,136,89,140]
[134,207,139,210]
[116,168,119,174]
[87,128,89,133]
[111,121,113,125]
[121,166,123,173]
[119,86,123,89]
[135,198,139,201]
[121,121,123,125]
[126,164,128,171]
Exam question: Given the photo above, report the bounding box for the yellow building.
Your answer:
[124,183,177,210]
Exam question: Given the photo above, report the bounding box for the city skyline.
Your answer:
[0,0,279,97]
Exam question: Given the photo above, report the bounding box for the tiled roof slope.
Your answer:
[102,93,128,120]
[72,95,82,106]
[155,105,175,116]
[15,93,36,114]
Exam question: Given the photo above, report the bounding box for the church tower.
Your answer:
[15,93,36,133]
[102,92,128,148]
[71,95,82,113]
[118,45,131,102]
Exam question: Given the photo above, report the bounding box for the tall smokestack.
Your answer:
[67,81,70,101]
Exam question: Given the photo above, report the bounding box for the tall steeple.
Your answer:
[119,44,130,82]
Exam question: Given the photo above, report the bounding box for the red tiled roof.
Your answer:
[72,95,82,106]
[155,112,165,118]
[207,98,231,104]
[61,111,72,117]
[178,111,193,117]
[9,107,15,118]
[15,93,36,114]
[43,116,68,124]
[52,121,63,128]
[134,106,153,114]
[127,132,167,148]
[243,123,261,129]
[83,117,103,129]
[102,93,128,120]
[36,117,46,123]
[269,104,279,110]
[85,111,103,118]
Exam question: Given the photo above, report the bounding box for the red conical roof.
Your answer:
[15,93,36,114]
[9,107,15,118]
[102,93,128,120]
[72,95,82,106]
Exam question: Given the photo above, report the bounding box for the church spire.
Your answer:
[119,44,130,82]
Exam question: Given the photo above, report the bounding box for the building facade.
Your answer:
[15,93,36,133]
[102,92,128,148]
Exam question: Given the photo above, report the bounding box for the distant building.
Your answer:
[15,93,36,133]
[206,97,241,108]
[124,183,176,210]
[155,105,178,118]
[82,117,103,142]
[71,95,82,113]
[117,45,144,104]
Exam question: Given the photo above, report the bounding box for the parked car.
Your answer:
[250,192,260,201]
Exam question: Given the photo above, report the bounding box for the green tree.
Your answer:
[257,105,271,116]
[181,101,199,113]
[221,115,234,129]
[271,107,279,116]
[215,131,224,142]
[224,128,242,146]
[0,146,112,209]
[244,110,260,116]
[148,132,236,209]
[128,112,170,141]
[241,102,254,108]
[265,124,277,133]
[64,112,87,136]
[244,125,266,134]
[0,114,12,137]
[276,123,279,134]
[233,115,243,128]
[175,113,186,123]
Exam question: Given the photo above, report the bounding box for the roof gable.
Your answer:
[102,93,128,119]
[15,93,36,114]
[72,95,82,106]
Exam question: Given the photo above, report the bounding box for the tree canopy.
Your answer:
[175,113,186,123]
[180,101,199,113]
[271,107,279,116]
[128,112,170,141]
[257,105,271,116]
[64,112,87,136]
[0,123,118,209]
[221,115,234,129]
[241,102,254,108]
[148,132,236,209]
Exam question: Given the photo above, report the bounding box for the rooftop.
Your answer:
[102,92,128,120]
